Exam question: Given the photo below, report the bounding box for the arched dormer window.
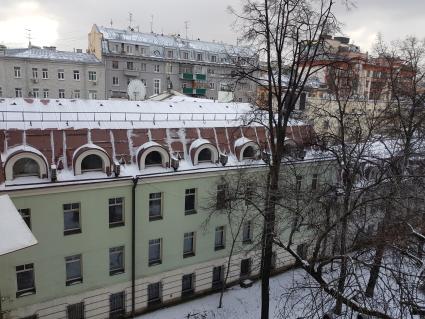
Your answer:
[189,139,219,165]
[234,138,260,161]
[81,154,103,172]
[73,144,111,175]
[3,146,49,181]
[13,158,40,177]
[137,142,170,170]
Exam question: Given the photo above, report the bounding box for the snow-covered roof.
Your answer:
[96,25,254,56]
[0,195,38,255]
[2,48,102,64]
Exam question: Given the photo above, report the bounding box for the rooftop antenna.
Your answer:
[150,15,154,33]
[184,21,190,39]
[129,12,133,29]
[110,19,113,27]
[25,28,32,48]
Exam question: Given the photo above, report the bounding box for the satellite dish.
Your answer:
[127,79,146,101]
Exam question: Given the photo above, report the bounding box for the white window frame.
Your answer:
[42,68,48,79]
[154,64,160,73]
[14,66,21,78]
[73,70,80,81]
[58,89,65,99]
[214,226,225,250]
[109,246,125,275]
[183,232,195,257]
[153,79,161,95]
[112,76,119,86]
[88,71,97,81]
[65,254,82,285]
[32,68,38,79]
[32,88,39,98]
[43,89,49,98]
[16,263,35,296]
[88,90,97,99]
[63,203,81,235]
[15,88,22,98]
[148,238,162,266]
[57,69,65,80]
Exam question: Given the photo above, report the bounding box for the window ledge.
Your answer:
[149,260,162,267]
[110,269,125,276]
[109,222,125,228]
[16,289,36,298]
[149,216,163,222]
[184,209,197,216]
[66,279,83,286]
[242,239,253,245]
[214,245,225,251]
[64,228,82,236]
[183,252,195,258]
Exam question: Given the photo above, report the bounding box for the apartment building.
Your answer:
[0,98,330,319]
[88,25,257,102]
[0,46,105,100]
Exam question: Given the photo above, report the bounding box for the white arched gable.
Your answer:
[137,142,170,170]
[73,144,111,175]
[4,146,48,181]
[234,138,260,161]
[190,139,219,165]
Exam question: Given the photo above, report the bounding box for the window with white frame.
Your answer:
[210,55,217,63]
[65,254,82,285]
[14,66,21,78]
[149,192,162,220]
[32,88,39,98]
[154,64,160,73]
[154,79,160,94]
[183,51,189,60]
[63,203,81,235]
[67,302,84,319]
[126,45,133,54]
[57,69,64,80]
[209,82,215,90]
[183,232,195,257]
[18,208,31,229]
[166,63,173,74]
[73,70,80,80]
[88,71,97,81]
[109,246,124,275]
[147,282,162,306]
[196,53,203,61]
[42,68,48,79]
[43,89,49,98]
[109,197,124,227]
[184,188,196,215]
[214,226,225,250]
[148,238,162,266]
[242,220,252,243]
[16,263,35,297]
[15,88,22,98]
[13,158,40,177]
[126,61,133,70]
[73,90,80,99]
[32,68,38,79]
[112,76,119,86]
[58,89,65,98]
[88,90,97,99]
[81,154,102,171]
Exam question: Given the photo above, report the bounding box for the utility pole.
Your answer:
[128,12,133,29]
[184,21,190,39]
[150,15,154,33]
[25,28,32,48]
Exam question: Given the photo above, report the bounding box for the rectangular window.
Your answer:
[311,174,318,190]
[149,192,162,220]
[112,76,119,86]
[73,70,80,80]
[88,71,97,81]
[16,263,35,297]
[73,90,80,99]
[59,89,65,98]
[209,82,215,90]
[215,226,225,250]
[184,188,196,215]
[18,209,31,229]
[15,88,22,98]
[67,302,85,319]
[148,238,162,266]
[32,88,39,98]
[183,232,195,258]
[240,258,251,277]
[153,79,160,95]
[212,266,223,289]
[183,51,189,60]
[88,90,97,99]
[126,61,133,70]
[296,175,302,192]
[216,185,227,209]
[242,220,252,243]
[112,61,119,69]
[196,53,203,61]
[166,63,173,74]
[42,68,48,79]
[181,273,195,297]
[63,203,81,235]
[65,254,82,285]
[147,282,162,306]
[14,66,21,78]
[167,50,173,58]
[154,64,160,73]
[57,69,64,80]
[43,89,49,98]
[109,246,125,275]
[109,292,125,319]
[211,55,217,63]
[109,197,124,227]
[245,182,255,205]
[32,68,38,79]
[126,45,133,54]
[141,63,146,72]
[0,87,2,97]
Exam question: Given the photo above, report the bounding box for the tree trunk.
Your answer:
[335,200,349,315]
[365,243,385,298]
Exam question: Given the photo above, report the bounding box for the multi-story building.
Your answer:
[0,98,328,319]
[0,46,105,100]
[88,25,257,102]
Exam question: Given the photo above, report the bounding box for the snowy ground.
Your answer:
[137,269,301,319]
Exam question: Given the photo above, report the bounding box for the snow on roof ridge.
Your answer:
[3,48,101,64]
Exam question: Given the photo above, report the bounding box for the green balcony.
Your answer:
[195,88,206,95]
[182,88,207,96]
[181,73,194,80]
[183,87,194,94]
[195,74,206,81]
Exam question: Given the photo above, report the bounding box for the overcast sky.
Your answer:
[1,0,424,54]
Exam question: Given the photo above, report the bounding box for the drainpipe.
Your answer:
[131,177,139,317]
